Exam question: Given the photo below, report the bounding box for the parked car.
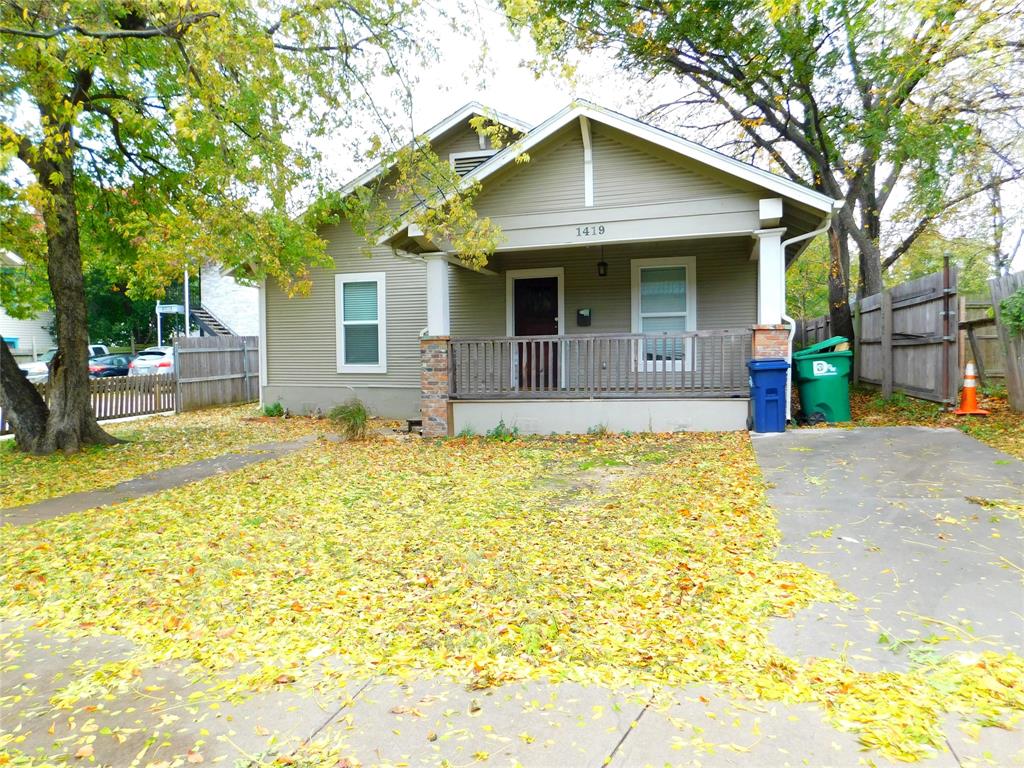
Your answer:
[128,346,174,376]
[88,353,136,378]
[18,344,111,383]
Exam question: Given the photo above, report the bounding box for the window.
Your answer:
[336,272,386,373]
[631,257,696,371]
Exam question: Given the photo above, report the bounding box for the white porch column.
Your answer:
[754,227,787,325]
[424,254,450,337]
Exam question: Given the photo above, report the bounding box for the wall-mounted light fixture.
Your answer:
[597,247,608,277]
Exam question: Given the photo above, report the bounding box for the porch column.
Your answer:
[754,227,787,325]
[424,255,450,337]
[420,336,451,437]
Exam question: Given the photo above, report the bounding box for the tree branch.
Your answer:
[0,12,219,40]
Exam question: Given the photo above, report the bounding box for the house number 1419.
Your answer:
[576,225,606,237]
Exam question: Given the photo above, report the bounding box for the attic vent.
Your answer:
[450,150,496,177]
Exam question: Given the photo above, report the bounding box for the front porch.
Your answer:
[417,235,793,436]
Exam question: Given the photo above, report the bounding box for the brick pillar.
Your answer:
[420,336,451,438]
[751,324,790,359]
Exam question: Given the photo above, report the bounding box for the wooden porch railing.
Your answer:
[449,330,752,400]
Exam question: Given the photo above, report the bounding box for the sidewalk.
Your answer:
[1,435,316,526]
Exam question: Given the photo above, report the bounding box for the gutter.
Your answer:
[779,207,839,421]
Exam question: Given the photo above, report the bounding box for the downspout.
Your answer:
[780,212,835,422]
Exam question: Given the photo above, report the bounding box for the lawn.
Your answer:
[2,431,1021,762]
[0,406,326,508]
[846,386,1024,459]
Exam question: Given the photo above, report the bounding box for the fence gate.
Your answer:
[855,268,959,404]
[174,335,260,412]
[989,271,1024,412]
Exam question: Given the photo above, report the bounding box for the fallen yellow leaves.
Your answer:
[0,405,326,508]
[0,432,1020,762]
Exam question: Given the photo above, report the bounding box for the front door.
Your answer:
[513,276,559,390]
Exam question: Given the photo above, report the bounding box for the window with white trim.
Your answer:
[336,272,386,373]
[630,257,696,371]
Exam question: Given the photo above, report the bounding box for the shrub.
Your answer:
[485,419,519,441]
[1000,287,1024,337]
[328,399,370,440]
[587,423,609,436]
[262,401,284,418]
[456,427,477,438]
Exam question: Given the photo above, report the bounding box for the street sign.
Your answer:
[156,304,184,314]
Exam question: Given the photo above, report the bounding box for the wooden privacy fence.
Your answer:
[989,271,1024,412]
[174,335,259,412]
[798,268,959,404]
[856,268,959,404]
[0,374,174,435]
[959,294,1003,384]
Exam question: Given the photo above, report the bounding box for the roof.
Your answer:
[380,100,843,244]
[335,102,533,199]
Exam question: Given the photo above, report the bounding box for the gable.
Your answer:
[592,124,747,207]
[473,125,585,218]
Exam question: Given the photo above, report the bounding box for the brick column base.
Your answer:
[420,336,451,438]
[752,324,790,359]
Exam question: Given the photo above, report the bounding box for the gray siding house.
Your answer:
[260,101,841,435]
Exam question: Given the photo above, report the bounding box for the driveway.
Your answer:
[753,426,1024,765]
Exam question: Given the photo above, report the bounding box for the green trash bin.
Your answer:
[792,336,853,422]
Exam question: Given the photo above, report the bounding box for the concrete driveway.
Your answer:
[753,426,1024,765]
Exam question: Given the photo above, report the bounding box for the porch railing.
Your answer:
[449,330,752,400]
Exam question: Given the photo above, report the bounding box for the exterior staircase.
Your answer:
[190,305,235,336]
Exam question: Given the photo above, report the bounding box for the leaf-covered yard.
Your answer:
[0,407,324,508]
[2,430,1021,764]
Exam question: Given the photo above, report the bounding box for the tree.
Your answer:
[507,0,1024,338]
[0,1,433,453]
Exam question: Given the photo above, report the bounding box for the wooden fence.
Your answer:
[0,374,174,435]
[798,267,959,404]
[174,335,259,412]
[959,294,1002,384]
[989,271,1024,411]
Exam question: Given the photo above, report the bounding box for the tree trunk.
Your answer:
[0,341,50,453]
[39,156,119,453]
[6,152,119,454]
[827,224,855,341]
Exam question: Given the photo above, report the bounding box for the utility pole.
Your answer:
[156,300,163,346]
[183,268,191,338]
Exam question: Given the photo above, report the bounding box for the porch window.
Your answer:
[630,256,696,370]
[335,272,387,373]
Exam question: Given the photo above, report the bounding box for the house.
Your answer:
[195,263,259,337]
[0,251,55,362]
[260,101,841,435]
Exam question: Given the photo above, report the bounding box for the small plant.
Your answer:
[1000,286,1024,337]
[328,399,370,440]
[261,401,284,417]
[485,419,519,441]
[456,427,477,438]
[586,423,609,436]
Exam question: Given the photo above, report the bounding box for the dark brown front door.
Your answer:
[513,276,559,390]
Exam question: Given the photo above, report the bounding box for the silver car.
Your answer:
[128,346,175,376]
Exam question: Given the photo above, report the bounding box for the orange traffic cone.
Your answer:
[954,362,989,416]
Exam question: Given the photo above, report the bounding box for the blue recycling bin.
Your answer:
[747,358,790,433]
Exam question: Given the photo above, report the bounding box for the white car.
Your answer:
[19,345,109,383]
[128,346,175,376]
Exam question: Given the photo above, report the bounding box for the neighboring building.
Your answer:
[0,307,55,362]
[0,251,55,361]
[196,263,259,337]
[261,101,840,435]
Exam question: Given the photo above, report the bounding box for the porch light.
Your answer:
[597,259,608,277]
